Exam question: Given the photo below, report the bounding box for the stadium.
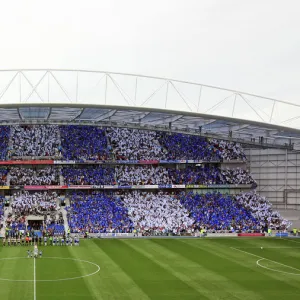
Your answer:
[0,69,300,299]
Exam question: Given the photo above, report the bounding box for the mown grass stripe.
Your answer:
[35,245,96,300]
[0,246,34,300]
[178,238,300,298]
[96,239,203,300]
[123,238,241,300]
[87,239,151,300]
[1,238,300,299]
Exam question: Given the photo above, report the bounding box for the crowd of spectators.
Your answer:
[9,167,60,185]
[0,168,8,185]
[168,166,255,185]
[10,125,61,157]
[0,164,256,187]
[0,125,248,162]
[60,126,109,161]
[115,165,171,186]
[62,166,115,185]
[0,126,10,160]
[210,139,246,161]
[179,192,261,231]
[67,191,133,233]
[219,168,255,185]
[178,191,290,231]
[107,128,166,160]
[26,188,290,234]
[121,191,194,231]
[169,166,219,185]
[5,191,58,233]
[11,191,58,217]
[158,132,246,161]
[158,133,217,161]
[0,125,290,234]
[115,165,254,186]
[5,216,26,232]
[4,188,290,234]
[45,211,65,235]
[236,191,291,230]
[61,165,255,186]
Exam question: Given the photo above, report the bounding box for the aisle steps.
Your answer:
[61,207,69,233]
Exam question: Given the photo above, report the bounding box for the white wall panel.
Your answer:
[245,148,300,209]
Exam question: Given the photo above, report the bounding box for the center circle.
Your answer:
[0,257,100,282]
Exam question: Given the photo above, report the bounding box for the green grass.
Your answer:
[1,237,300,299]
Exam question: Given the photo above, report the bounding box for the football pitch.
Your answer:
[1,238,300,300]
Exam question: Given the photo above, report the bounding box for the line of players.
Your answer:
[43,235,80,246]
[2,235,80,246]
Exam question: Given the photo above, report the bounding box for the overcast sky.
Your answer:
[0,0,299,110]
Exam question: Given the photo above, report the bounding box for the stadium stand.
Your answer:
[10,125,61,157]
[115,165,172,185]
[11,191,57,216]
[209,138,246,161]
[46,211,65,236]
[64,190,290,234]
[5,164,255,187]
[66,191,133,233]
[121,191,194,233]
[180,191,260,232]
[9,166,60,185]
[62,166,115,185]
[0,125,248,161]
[107,127,167,160]
[168,166,255,185]
[60,125,109,160]
[158,132,219,161]
[5,191,59,234]
[0,125,290,236]
[115,165,255,185]
[236,191,291,229]
[0,167,9,185]
[0,126,10,160]
[158,133,246,161]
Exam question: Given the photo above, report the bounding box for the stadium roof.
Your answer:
[0,69,300,149]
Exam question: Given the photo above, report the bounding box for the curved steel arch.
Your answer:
[0,68,294,105]
[0,69,298,130]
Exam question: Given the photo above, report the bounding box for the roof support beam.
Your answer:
[229,124,250,132]
[126,112,150,122]
[146,115,183,125]
[46,108,52,120]
[17,108,23,120]
[21,71,47,103]
[73,108,85,120]
[95,110,117,122]
[199,119,217,127]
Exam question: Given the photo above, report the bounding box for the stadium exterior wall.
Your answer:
[245,148,300,209]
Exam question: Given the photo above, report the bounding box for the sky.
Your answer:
[0,0,299,124]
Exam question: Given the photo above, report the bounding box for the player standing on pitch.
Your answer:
[34,245,38,258]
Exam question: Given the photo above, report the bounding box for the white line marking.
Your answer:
[0,257,100,282]
[256,259,300,276]
[281,238,300,245]
[233,247,300,249]
[33,257,36,300]
[231,247,300,273]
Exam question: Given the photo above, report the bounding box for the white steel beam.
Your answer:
[95,109,117,122]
